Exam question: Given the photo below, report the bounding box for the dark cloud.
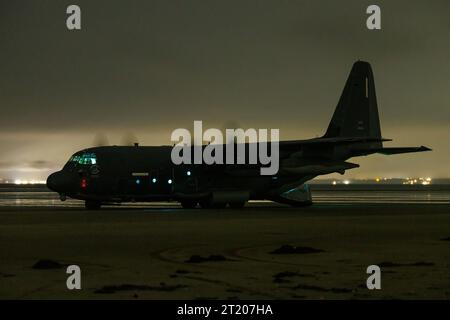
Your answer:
[0,159,53,170]
[27,160,53,169]
[0,161,15,169]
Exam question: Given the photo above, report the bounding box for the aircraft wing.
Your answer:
[352,145,432,156]
[280,137,391,146]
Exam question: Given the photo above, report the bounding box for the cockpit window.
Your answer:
[69,153,97,165]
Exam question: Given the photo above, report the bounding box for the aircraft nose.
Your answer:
[47,171,73,193]
[46,172,56,191]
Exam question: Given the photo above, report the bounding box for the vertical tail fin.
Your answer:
[324,61,382,147]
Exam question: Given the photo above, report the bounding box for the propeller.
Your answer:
[92,132,109,147]
[222,120,243,144]
[120,131,139,146]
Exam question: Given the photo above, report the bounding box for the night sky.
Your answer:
[0,0,449,181]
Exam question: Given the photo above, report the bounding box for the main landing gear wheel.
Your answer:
[198,199,226,209]
[180,200,198,209]
[211,203,227,209]
[229,201,246,209]
[289,200,313,207]
[85,200,102,210]
[198,199,211,209]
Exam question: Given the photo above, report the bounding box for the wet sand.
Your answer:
[1,203,450,299]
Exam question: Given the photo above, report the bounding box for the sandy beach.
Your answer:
[1,202,449,299]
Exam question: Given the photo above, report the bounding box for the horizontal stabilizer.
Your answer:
[282,161,359,175]
[374,146,431,155]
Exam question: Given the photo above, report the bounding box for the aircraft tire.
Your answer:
[198,199,211,209]
[289,200,313,207]
[211,203,227,209]
[85,200,102,210]
[180,200,198,209]
[198,199,226,209]
[229,201,245,209]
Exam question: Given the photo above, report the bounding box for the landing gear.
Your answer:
[180,200,198,209]
[229,201,246,209]
[198,198,227,209]
[198,199,245,209]
[85,200,102,210]
[288,200,313,207]
[198,199,211,209]
[211,203,227,209]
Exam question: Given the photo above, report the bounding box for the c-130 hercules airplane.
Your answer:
[47,61,430,209]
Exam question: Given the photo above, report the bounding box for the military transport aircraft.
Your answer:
[47,61,430,209]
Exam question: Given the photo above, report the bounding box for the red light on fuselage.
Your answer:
[81,178,87,189]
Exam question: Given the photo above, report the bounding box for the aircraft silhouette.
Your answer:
[47,61,430,209]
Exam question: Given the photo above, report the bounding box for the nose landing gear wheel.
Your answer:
[85,200,102,210]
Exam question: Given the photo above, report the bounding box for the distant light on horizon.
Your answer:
[402,177,432,185]
[14,179,46,185]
